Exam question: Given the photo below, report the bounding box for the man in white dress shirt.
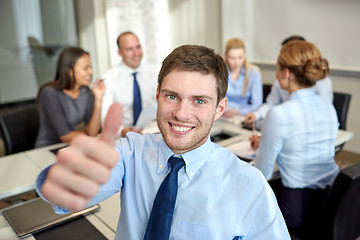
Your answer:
[101,31,158,137]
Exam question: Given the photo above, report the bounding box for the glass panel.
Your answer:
[0,0,78,104]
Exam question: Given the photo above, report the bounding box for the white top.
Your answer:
[101,62,159,127]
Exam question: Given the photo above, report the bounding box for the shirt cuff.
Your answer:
[35,164,70,214]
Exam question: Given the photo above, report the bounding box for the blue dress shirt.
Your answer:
[36,133,290,239]
[254,88,339,189]
[226,65,263,115]
[254,76,333,120]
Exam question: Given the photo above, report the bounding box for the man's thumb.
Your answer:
[100,103,123,145]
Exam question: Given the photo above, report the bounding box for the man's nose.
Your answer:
[172,101,191,121]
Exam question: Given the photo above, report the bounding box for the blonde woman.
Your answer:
[223,38,263,117]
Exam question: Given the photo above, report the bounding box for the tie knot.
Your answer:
[132,72,137,77]
[168,156,185,173]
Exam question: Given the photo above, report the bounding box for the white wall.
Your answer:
[75,0,108,79]
[168,0,222,52]
[221,0,360,72]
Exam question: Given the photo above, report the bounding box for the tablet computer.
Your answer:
[2,197,100,238]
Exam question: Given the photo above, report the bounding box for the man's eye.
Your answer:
[195,99,204,104]
[167,95,176,100]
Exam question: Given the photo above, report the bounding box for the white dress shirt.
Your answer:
[101,62,158,127]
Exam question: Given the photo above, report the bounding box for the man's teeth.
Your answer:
[172,125,191,132]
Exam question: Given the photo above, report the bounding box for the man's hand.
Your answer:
[41,103,123,211]
[244,113,256,126]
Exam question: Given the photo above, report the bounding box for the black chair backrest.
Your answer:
[262,83,272,103]
[333,92,351,130]
[0,98,36,112]
[0,104,39,155]
[322,163,360,240]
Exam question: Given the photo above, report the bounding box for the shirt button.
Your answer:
[189,171,193,177]
[159,165,163,169]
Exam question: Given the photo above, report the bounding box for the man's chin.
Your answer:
[164,136,190,153]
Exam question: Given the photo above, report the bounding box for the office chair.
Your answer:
[0,104,39,155]
[333,91,351,131]
[0,98,35,112]
[321,162,360,240]
[262,83,272,103]
[333,92,351,153]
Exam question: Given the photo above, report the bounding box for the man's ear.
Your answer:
[117,49,122,57]
[214,97,227,120]
[156,86,160,101]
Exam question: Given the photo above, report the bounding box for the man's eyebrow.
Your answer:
[192,94,213,101]
[160,88,214,101]
[160,89,177,95]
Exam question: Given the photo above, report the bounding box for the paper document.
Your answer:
[135,105,157,129]
[226,140,256,159]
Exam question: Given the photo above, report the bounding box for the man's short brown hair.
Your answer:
[158,45,228,105]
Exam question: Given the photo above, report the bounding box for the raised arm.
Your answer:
[85,78,106,136]
[41,103,123,211]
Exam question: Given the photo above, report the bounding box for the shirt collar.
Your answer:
[120,61,141,75]
[290,87,316,100]
[228,66,245,82]
[227,65,245,74]
[158,135,213,180]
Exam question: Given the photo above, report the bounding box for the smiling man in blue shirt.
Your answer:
[36,45,290,239]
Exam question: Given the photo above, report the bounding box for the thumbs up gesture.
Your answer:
[41,103,123,211]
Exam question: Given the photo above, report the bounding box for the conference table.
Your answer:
[0,118,354,239]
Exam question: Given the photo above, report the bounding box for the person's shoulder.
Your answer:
[246,62,261,73]
[119,132,162,147]
[246,63,262,80]
[127,131,161,141]
[210,143,263,178]
[316,76,332,85]
[267,102,288,120]
[42,85,56,92]
[40,85,58,97]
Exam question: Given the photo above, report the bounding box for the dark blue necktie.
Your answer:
[132,72,142,125]
[143,156,185,240]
